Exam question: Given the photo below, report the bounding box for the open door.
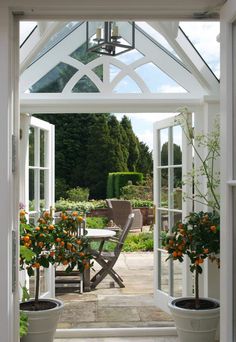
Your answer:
[20,115,55,298]
[153,115,192,313]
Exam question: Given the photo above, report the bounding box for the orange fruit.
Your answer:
[76,239,82,245]
[33,263,40,268]
[60,241,65,247]
[62,260,68,265]
[72,211,78,216]
[78,216,84,223]
[38,242,44,248]
[210,225,216,232]
[23,235,30,242]
[48,224,54,230]
[79,252,85,257]
[66,242,72,249]
[169,240,174,246]
[50,251,55,257]
[177,251,182,256]
[172,251,178,258]
[39,233,44,238]
[56,237,61,243]
[203,248,209,254]
[35,226,40,231]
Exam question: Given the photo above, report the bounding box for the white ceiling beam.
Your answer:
[20,93,219,113]
[20,21,67,74]
[10,0,225,20]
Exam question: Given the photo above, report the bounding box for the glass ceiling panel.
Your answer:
[180,22,220,79]
[136,22,182,61]
[113,76,142,93]
[135,62,187,93]
[29,62,77,93]
[30,22,82,64]
[110,65,121,82]
[92,65,103,81]
[114,48,144,65]
[72,76,99,93]
[70,42,100,64]
[20,21,37,47]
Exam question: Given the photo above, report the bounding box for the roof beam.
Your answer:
[20,21,67,74]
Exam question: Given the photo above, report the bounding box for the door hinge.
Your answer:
[12,230,17,293]
[12,134,16,173]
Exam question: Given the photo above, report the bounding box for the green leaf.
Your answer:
[20,246,35,262]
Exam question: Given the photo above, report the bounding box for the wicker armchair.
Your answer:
[106,199,143,231]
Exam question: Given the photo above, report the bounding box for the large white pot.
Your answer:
[168,297,220,342]
[20,298,63,342]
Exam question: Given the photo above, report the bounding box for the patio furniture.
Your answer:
[106,199,143,231]
[90,213,134,289]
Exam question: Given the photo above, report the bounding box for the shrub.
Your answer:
[55,199,106,212]
[91,232,153,252]
[66,186,89,202]
[107,172,143,198]
[86,216,108,228]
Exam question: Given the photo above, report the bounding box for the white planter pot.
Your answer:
[20,298,64,342]
[168,297,220,342]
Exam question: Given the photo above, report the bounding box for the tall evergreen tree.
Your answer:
[120,115,140,171]
[84,115,111,198]
[107,115,128,172]
[136,141,153,175]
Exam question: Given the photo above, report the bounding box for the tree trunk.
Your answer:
[195,268,200,309]
[35,267,40,309]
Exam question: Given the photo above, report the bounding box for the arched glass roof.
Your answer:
[19,20,220,113]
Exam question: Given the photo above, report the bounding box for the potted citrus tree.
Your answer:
[19,209,91,342]
[163,211,220,341]
[162,109,220,342]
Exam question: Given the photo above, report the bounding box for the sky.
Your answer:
[20,21,220,151]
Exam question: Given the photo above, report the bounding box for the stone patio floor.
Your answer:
[56,252,174,330]
[56,338,178,342]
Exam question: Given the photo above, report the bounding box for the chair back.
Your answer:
[107,199,133,228]
[114,213,134,255]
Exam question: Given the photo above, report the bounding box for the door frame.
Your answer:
[0,3,231,341]
[220,1,236,341]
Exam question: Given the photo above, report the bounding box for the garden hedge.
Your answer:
[106,172,143,198]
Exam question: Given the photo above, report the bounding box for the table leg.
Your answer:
[83,267,91,292]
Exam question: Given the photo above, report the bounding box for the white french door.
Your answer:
[153,115,192,313]
[27,116,55,298]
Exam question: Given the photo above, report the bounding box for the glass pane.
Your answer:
[173,262,183,297]
[72,75,99,93]
[158,209,168,248]
[160,128,168,166]
[29,62,77,93]
[135,62,187,93]
[158,251,169,293]
[40,130,45,167]
[40,170,45,207]
[109,64,121,82]
[70,41,99,64]
[29,169,35,211]
[174,211,182,226]
[160,169,168,208]
[113,76,141,93]
[173,125,182,165]
[174,168,182,210]
[92,65,103,81]
[114,49,143,65]
[29,127,34,166]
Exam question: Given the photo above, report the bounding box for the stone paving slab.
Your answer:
[55,338,178,342]
[56,252,174,329]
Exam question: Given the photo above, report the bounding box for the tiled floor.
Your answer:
[55,337,178,342]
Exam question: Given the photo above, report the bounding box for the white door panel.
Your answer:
[153,115,191,313]
[28,116,55,298]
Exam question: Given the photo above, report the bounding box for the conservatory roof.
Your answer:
[20,20,220,113]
